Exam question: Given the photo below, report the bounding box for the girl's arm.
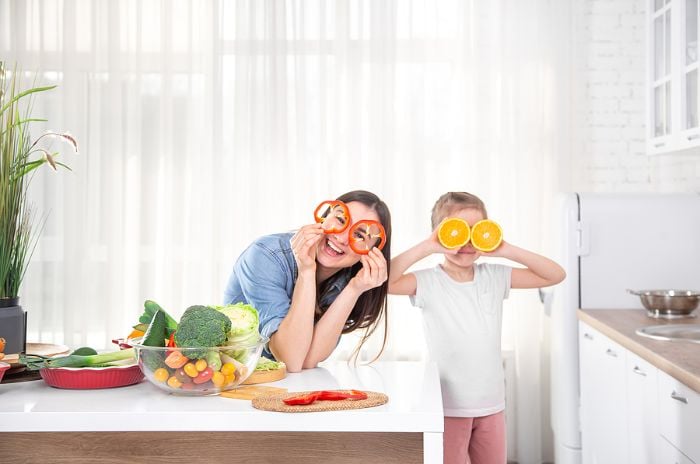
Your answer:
[268,224,324,372]
[388,231,449,295]
[302,248,387,368]
[489,241,566,289]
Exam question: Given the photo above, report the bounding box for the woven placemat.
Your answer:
[252,390,388,413]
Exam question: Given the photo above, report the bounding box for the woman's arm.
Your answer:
[489,241,566,289]
[301,248,387,368]
[268,224,324,372]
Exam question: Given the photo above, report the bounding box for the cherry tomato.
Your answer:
[211,371,226,388]
[183,362,199,378]
[167,376,182,389]
[174,368,192,384]
[348,220,386,255]
[195,359,208,372]
[153,368,169,383]
[314,200,350,234]
[220,362,236,376]
[193,367,214,384]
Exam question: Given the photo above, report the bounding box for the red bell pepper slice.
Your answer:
[314,201,350,234]
[167,332,176,347]
[348,220,386,255]
[283,391,321,406]
[316,390,368,401]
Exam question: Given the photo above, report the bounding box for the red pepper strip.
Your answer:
[283,392,321,406]
[167,332,176,347]
[317,390,354,401]
[347,390,368,400]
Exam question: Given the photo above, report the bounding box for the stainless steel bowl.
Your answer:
[627,289,700,318]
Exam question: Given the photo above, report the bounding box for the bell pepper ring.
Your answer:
[313,200,350,234]
[348,220,386,255]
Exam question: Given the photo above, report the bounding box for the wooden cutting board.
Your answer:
[252,390,388,413]
[219,385,288,400]
[242,366,286,385]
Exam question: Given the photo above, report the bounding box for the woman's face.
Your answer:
[315,201,381,270]
[443,207,485,267]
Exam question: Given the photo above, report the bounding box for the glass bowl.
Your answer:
[130,336,268,396]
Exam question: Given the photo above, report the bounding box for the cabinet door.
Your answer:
[682,0,700,138]
[579,323,629,464]
[649,0,674,150]
[626,351,658,464]
[658,436,697,464]
[658,370,700,463]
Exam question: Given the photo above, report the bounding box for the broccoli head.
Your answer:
[174,305,232,358]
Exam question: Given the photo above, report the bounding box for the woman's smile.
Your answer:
[323,237,346,257]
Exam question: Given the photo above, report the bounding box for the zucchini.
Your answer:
[142,309,167,347]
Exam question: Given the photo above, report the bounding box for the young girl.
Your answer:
[223,190,391,373]
[388,192,565,464]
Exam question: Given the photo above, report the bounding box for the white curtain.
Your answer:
[1,1,571,462]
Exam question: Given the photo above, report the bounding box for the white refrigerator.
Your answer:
[549,192,700,464]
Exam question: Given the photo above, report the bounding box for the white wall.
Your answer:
[573,0,700,193]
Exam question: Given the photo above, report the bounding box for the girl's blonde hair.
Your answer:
[430,192,488,229]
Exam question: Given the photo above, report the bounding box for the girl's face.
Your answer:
[316,201,381,270]
[443,207,485,267]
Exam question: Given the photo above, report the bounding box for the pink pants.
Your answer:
[444,411,506,464]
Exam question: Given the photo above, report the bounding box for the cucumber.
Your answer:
[142,309,167,347]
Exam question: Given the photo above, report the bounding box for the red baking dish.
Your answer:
[40,364,144,389]
[0,362,9,382]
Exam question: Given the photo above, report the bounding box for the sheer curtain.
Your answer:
[1,1,571,462]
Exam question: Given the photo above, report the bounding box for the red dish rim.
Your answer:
[40,364,144,389]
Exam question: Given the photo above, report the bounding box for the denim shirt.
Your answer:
[223,232,352,359]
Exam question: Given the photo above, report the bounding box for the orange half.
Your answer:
[437,218,471,249]
[470,219,503,252]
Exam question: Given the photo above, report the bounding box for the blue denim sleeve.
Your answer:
[227,242,293,345]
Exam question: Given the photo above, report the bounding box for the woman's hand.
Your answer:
[349,247,388,293]
[290,223,324,274]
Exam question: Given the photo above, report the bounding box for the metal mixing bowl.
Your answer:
[627,289,700,318]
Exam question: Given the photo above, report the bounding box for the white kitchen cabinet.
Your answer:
[579,322,628,464]
[658,369,700,463]
[648,0,700,154]
[626,351,658,464]
[658,436,697,464]
[579,321,700,464]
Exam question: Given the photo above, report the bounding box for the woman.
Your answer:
[223,190,391,372]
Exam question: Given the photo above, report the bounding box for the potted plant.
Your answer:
[0,62,77,355]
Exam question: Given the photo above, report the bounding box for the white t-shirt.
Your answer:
[411,263,512,417]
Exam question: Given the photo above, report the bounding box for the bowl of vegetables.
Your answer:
[131,301,268,396]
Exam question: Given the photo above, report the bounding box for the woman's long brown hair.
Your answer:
[316,190,391,364]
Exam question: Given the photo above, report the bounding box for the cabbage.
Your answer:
[212,303,261,362]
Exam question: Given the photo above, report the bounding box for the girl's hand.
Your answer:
[290,223,324,274]
[349,248,388,293]
[479,240,510,258]
[425,228,459,255]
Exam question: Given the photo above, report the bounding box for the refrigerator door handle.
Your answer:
[576,221,590,256]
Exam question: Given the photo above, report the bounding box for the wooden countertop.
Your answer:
[578,309,700,393]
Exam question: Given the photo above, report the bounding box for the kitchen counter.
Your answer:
[578,309,700,393]
[0,361,443,464]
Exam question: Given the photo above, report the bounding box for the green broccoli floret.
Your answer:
[174,305,232,358]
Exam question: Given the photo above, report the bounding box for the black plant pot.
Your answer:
[0,297,27,354]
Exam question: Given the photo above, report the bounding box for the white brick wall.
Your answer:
[573,0,700,192]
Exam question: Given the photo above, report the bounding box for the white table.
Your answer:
[0,361,443,463]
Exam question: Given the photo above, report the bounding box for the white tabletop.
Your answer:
[0,361,444,433]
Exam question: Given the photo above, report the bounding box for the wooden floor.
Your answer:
[1,431,423,463]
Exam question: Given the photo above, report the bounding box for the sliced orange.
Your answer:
[470,219,503,252]
[437,218,471,249]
